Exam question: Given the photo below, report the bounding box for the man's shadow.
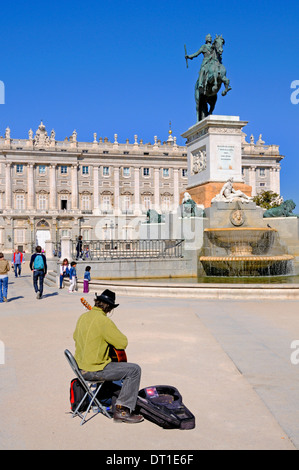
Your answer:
[8,296,24,302]
[42,292,59,298]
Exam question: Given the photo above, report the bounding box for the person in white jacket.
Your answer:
[59,258,70,289]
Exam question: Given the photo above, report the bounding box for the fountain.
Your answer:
[200,227,294,276]
[199,179,295,277]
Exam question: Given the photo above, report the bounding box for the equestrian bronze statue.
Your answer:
[185,34,232,121]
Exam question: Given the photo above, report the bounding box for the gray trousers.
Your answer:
[82,362,141,412]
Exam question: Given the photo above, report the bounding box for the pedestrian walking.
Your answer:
[30,246,47,299]
[83,265,91,293]
[11,249,25,277]
[76,236,83,260]
[0,253,10,302]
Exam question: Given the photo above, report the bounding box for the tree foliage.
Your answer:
[253,190,283,210]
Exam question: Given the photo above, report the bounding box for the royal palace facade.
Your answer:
[0,121,284,253]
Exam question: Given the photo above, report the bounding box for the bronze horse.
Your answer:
[195,35,231,121]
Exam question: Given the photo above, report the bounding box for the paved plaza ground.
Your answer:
[0,262,299,450]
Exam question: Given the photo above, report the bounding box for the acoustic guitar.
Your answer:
[80,297,127,362]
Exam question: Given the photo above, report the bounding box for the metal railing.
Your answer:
[53,242,61,258]
[30,242,61,257]
[71,239,184,260]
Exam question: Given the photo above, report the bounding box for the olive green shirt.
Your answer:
[73,307,128,372]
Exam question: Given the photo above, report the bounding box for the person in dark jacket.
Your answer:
[76,236,83,260]
[29,246,47,299]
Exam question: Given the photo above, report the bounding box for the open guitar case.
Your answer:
[136,385,195,430]
[97,383,195,429]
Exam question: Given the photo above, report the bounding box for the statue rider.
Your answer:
[185,34,214,93]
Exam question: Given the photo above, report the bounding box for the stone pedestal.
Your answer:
[204,201,265,228]
[181,115,252,207]
[184,181,252,209]
[45,240,54,259]
[60,236,72,262]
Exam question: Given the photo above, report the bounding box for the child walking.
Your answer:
[83,266,91,293]
[69,261,77,293]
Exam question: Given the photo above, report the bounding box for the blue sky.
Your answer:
[1,0,299,206]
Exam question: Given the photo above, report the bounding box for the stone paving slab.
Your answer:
[0,264,296,450]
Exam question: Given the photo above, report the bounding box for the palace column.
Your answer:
[275,167,281,195]
[93,165,100,214]
[154,168,160,209]
[71,164,78,210]
[134,167,141,214]
[27,163,35,210]
[270,167,281,195]
[49,164,57,210]
[5,163,12,209]
[248,166,257,196]
[173,168,179,209]
[113,167,120,215]
[269,168,274,193]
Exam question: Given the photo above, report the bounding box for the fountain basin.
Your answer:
[200,227,294,276]
[204,227,277,255]
[200,254,294,277]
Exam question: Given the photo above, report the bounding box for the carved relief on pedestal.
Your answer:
[191,147,207,175]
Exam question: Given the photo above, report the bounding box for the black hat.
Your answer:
[95,289,119,308]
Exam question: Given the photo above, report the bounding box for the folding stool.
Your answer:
[64,349,112,425]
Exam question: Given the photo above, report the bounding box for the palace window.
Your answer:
[102,195,111,211]
[123,167,130,177]
[182,169,187,177]
[82,229,90,240]
[38,194,47,210]
[259,168,266,177]
[82,166,89,175]
[15,194,25,210]
[16,164,23,174]
[60,197,68,210]
[15,229,25,244]
[162,196,171,212]
[61,229,70,237]
[81,195,90,211]
[163,168,169,178]
[60,165,67,174]
[143,168,150,177]
[122,195,131,212]
[103,167,110,176]
[143,196,151,210]
[39,165,46,175]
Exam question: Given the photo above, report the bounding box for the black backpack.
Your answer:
[70,378,89,412]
